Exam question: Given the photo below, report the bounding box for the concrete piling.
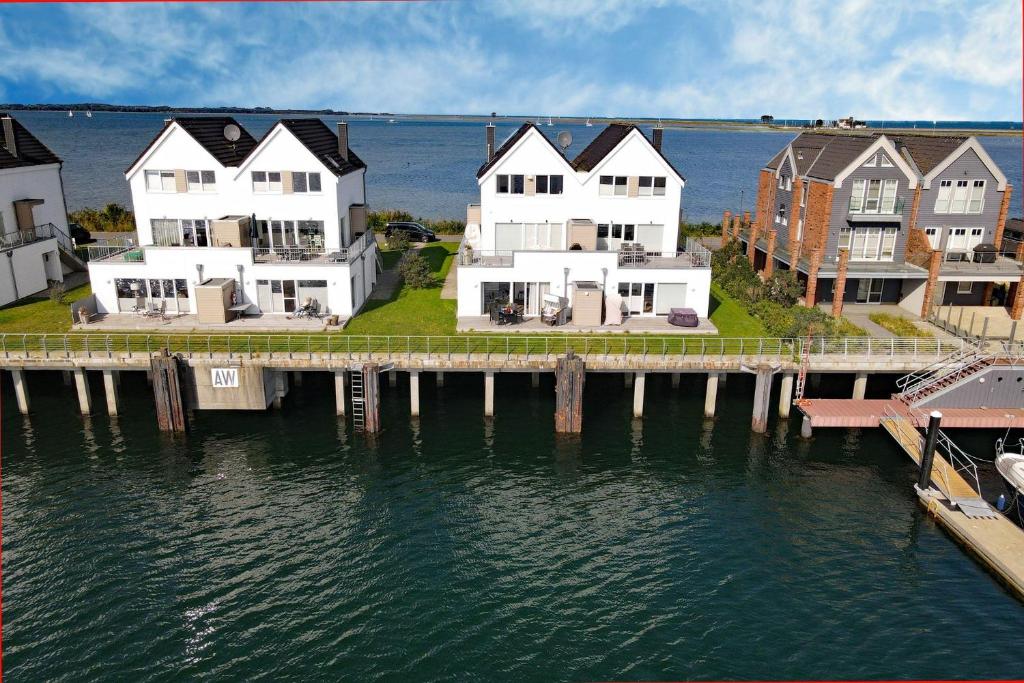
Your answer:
[73,368,92,416]
[102,369,119,417]
[531,371,540,388]
[704,373,719,418]
[62,370,73,387]
[150,351,187,432]
[633,372,646,418]
[334,370,346,417]
[292,371,303,387]
[778,372,794,418]
[801,415,813,438]
[436,371,444,388]
[671,373,681,389]
[624,372,633,388]
[751,365,775,433]
[273,372,287,409]
[11,369,29,414]
[362,364,382,432]
[852,372,868,400]
[388,370,397,388]
[410,371,420,417]
[484,371,495,417]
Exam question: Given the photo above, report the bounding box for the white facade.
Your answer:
[1,122,69,306]
[88,119,377,319]
[458,124,711,319]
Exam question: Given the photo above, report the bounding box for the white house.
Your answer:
[0,113,82,306]
[87,116,378,320]
[457,122,712,325]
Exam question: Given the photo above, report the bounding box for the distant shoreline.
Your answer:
[4,104,1020,137]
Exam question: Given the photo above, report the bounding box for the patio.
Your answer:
[75,311,344,333]
[456,315,718,335]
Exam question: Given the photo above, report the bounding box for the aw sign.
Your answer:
[211,367,240,388]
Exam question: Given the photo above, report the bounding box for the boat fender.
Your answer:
[996,494,1007,512]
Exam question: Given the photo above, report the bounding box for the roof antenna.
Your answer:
[556,130,573,151]
[224,123,241,155]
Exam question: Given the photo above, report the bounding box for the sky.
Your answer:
[0,0,1020,121]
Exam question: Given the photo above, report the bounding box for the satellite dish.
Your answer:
[223,124,241,142]
[556,130,573,151]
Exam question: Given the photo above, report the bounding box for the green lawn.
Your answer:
[0,283,91,333]
[708,283,767,337]
[342,243,458,336]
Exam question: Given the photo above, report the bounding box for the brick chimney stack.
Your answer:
[486,124,495,161]
[2,117,16,158]
[336,122,349,162]
[652,127,663,152]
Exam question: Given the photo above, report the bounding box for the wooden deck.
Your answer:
[880,412,1024,600]
[799,398,1024,428]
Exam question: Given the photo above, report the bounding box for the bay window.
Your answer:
[850,178,898,213]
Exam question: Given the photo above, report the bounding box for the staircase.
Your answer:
[893,346,994,406]
[38,223,88,271]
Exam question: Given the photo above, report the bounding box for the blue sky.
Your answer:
[0,1,1020,120]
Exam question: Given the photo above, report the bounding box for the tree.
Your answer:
[398,251,434,288]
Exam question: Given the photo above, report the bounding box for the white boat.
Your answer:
[86,111,92,118]
[388,118,396,124]
[995,436,1024,520]
[586,118,593,127]
[547,116,553,127]
[68,110,73,118]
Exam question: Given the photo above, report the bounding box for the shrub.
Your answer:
[869,312,932,338]
[398,251,434,288]
[69,203,136,232]
[385,232,410,252]
[678,221,721,239]
[48,280,67,305]
[762,270,803,307]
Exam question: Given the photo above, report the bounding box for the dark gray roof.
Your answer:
[0,113,61,170]
[476,122,566,178]
[570,122,634,171]
[889,134,966,175]
[277,119,365,177]
[127,116,257,173]
[765,130,971,182]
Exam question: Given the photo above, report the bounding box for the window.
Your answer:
[957,281,974,295]
[880,179,898,213]
[614,176,627,196]
[185,170,215,192]
[844,227,898,261]
[862,154,877,167]
[497,175,509,194]
[850,179,866,212]
[967,180,985,213]
[533,175,563,194]
[801,183,808,207]
[252,171,282,193]
[881,227,896,259]
[924,227,940,249]
[654,177,666,196]
[879,154,893,167]
[292,172,322,193]
[145,170,176,192]
[839,227,852,250]
[623,224,635,241]
[934,180,952,213]
[511,175,524,194]
[599,176,613,196]
[611,224,623,239]
[639,176,653,196]
[776,204,787,225]
[597,224,609,238]
[864,179,882,212]
[180,219,208,247]
[536,175,548,194]
[950,180,969,213]
[151,219,180,246]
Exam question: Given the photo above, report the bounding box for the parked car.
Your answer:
[67,222,93,244]
[385,221,438,242]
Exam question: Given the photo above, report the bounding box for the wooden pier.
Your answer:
[799,398,1024,429]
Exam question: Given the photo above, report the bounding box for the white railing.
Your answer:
[252,246,330,263]
[84,244,146,263]
[882,403,982,497]
[895,345,992,403]
[458,236,712,269]
[0,224,58,251]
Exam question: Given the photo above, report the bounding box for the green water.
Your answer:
[3,370,1023,681]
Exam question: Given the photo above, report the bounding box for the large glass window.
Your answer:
[950,180,970,213]
[850,179,865,212]
[880,179,898,213]
[934,180,952,213]
[864,179,882,212]
[967,180,985,213]
[482,282,511,311]
[151,219,180,246]
[181,219,208,247]
[846,227,898,261]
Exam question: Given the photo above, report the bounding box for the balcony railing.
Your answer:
[458,237,711,269]
[83,243,146,263]
[0,224,60,251]
[848,196,906,218]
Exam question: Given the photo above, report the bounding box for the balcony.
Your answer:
[253,228,376,265]
[84,242,146,263]
[0,224,60,251]
[847,196,906,223]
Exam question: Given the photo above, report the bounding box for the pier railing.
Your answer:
[0,333,968,363]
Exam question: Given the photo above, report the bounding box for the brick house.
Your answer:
[730,132,1022,320]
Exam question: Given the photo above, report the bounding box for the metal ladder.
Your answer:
[350,368,365,431]
[794,335,812,401]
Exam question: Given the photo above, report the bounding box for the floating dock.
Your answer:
[880,411,1024,599]
[799,398,1024,429]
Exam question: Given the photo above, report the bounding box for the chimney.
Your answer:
[652,126,663,152]
[2,117,16,158]
[336,122,349,162]
[486,123,495,161]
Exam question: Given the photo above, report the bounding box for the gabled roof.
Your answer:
[275,119,366,177]
[889,134,967,175]
[570,122,685,181]
[125,116,258,174]
[475,122,567,178]
[0,113,62,170]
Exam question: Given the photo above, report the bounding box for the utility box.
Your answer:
[567,219,597,251]
[572,281,603,326]
[194,278,235,324]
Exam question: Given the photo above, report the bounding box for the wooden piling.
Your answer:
[151,349,188,432]
[555,352,585,433]
[362,363,381,433]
